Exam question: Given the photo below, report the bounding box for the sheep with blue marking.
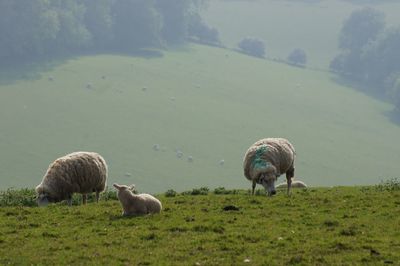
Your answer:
[243,138,296,196]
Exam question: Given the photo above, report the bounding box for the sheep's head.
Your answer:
[35,185,59,206]
[258,166,279,196]
[113,183,135,192]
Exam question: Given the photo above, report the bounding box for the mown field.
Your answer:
[1,44,400,192]
[0,185,399,265]
[203,0,400,69]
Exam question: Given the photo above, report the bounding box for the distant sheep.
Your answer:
[36,151,108,206]
[276,179,307,189]
[243,138,296,196]
[113,183,162,216]
[219,159,225,166]
[187,156,193,162]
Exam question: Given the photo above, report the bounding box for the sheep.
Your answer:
[35,151,108,206]
[276,179,307,189]
[243,138,296,196]
[113,183,162,216]
[187,156,193,162]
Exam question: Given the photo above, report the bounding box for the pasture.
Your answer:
[0,186,399,265]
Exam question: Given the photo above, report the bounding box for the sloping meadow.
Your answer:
[0,186,399,265]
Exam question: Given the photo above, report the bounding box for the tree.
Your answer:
[287,48,307,66]
[339,7,385,52]
[0,0,59,60]
[81,0,115,49]
[238,37,265,58]
[111,0,162,50]
[188,13,220,45]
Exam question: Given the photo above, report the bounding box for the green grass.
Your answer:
[203,0,400,69]
[0,186,399,265]
[1,44,400,192]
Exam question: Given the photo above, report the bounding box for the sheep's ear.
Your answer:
[113,183,121,190]
[129,184,135,191]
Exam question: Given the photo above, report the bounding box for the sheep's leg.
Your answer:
[67,195,73,206]
[252,180,256,195]
[95,191,100,203]
[82,194,87,205]
[286,167,295,196]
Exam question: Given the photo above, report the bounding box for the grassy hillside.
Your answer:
[203,0,400,69]
[0,186,399,265]
[0,44,400,192]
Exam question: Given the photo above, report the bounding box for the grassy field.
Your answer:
[1,44,400,192]
[203,0,400,69]
[0,185,399,265]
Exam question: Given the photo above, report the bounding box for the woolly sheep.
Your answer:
[276,179,307,189]
[113,183,162,216]
[243,138,295,196]
[35,151,108,206]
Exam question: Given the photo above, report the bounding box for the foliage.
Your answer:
[375,178,400,191]
[165,189,177,197]
[287,48,307,67]
[188,13,220,45]
[0,0,206,63]
[182,187,209,195]
[331,7,400,113]
[213,187,239,195]
[0,187,399,265]
[237,37,265,58]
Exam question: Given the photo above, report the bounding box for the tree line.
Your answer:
[331,7,400,113]
[0,0,219,64]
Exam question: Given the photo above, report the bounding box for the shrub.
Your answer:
[287,48,307,66]
[375,178,400,191]
[182,187,209,195]
[238,37,266,58]
[0,188,37,207]
[165,189,177,197]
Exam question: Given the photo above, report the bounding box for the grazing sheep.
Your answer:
[86,83,92,89]
[113,183,162,216]
[153,144,160,151]
[219,159,225,166]
[176,150,183,158]
[243,138,295,196]
[276,179,307,189]
[187,156,193,162]
[35,151,108,206]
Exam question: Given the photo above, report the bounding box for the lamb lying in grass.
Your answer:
[276,179,307,189]
[113,183,162,216]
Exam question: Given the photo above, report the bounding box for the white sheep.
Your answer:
[113,183,162,216]
[243,138,296,196]
[276,179,307,189]
[35,151,108,206]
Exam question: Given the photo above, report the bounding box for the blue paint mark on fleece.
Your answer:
[252,145,270,170]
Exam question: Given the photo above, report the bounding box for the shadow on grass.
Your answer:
[0,48,164,86]
[331,75,400,127]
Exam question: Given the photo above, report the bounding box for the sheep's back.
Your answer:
[41,152,107,197]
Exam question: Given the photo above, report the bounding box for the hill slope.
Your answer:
[0,187,399,265]
[0,44,399,192]
[203,0,400,69]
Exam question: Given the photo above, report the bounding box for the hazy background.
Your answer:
[1,0,400,193]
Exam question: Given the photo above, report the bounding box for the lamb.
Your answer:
[113,183,162,216]
[243,138,296,196]
[276,179,307,189]
[35,151,108,206]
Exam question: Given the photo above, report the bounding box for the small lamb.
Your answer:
[113,183,162,216]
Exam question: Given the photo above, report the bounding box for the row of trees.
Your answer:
[330,7,400,112]
[0,0,219,64]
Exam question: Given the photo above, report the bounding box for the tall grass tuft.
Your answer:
[375,178,400,192]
